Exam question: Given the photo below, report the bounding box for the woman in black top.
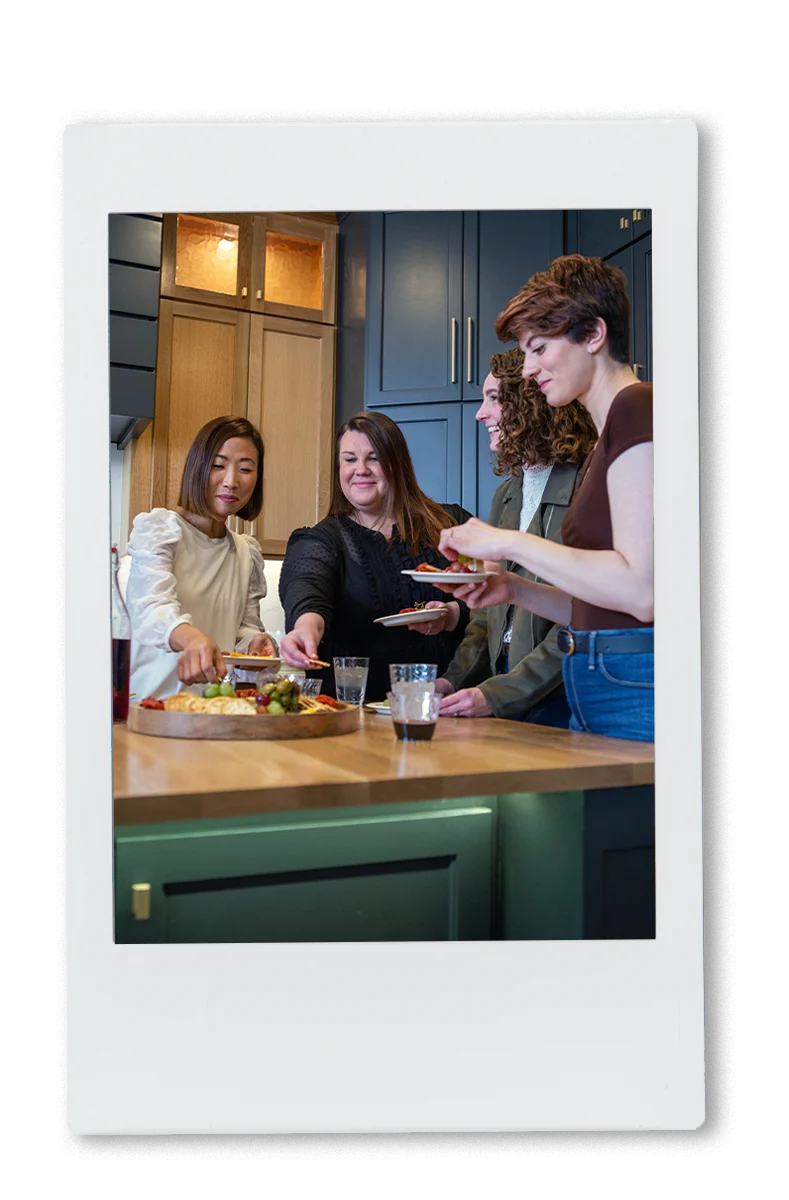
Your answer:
[279,411,473,700]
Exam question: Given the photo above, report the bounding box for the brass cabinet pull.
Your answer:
[633,363,644,379]
[633,209,643,221]
[450,318,458,384]
[256,289,263,301]
[131,883,151,921]
[620,216,630,230]
[241,286,248,297]
[467,317,473,382]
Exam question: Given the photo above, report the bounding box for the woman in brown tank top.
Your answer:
[436,255,654,742]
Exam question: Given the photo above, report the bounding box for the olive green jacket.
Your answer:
[442,462,581,720]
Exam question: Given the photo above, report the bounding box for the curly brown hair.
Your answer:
[489,347,597,477]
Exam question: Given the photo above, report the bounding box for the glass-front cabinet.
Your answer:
[161,212,337,324]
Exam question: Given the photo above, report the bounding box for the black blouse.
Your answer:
[279,508,473,700]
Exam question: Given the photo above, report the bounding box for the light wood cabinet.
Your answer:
[160,212,337,324]
[129,300,335,554]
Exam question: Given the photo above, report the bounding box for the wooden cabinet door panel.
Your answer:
[252,214,338,325]
[160,213,254,310]
[247,315,335,555]
[151,301,250,510]
[115,803,494,943]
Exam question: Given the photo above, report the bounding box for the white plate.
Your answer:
[222,654,282,672]
[373,606,449,628]
[400,569,493,584]
[364,701,391,715]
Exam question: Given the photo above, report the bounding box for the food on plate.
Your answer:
[223,651,279,660]
[414,555,484,575]
[399,602,427,614]
[139,682,348,717]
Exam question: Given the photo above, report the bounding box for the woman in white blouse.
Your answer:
[126,416,277,700]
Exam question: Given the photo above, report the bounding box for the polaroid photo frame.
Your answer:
[65,119,702,1132]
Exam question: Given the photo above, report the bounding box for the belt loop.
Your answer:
[587,630,598,671]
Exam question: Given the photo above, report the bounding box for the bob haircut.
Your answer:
[490,346,597,476]
[329,411,456,557]
[495,254,631,365]
[177,416,264,522]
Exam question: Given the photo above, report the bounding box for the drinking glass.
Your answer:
[388,663,438,696]
[387,690,441,741]
[333,657,369,705]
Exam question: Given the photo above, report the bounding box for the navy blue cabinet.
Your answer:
[583,785,655,939]
[569,208,651,260]
[109,213,163,446]
[463,210,563,400]
[376,403,462,506]
[365,212,464,406]
[632,234,653,383]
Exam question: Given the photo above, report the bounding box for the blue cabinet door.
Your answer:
[377,403,462,506]
[571,209,651,261]
[462,210,564,400]
[632,233,653,383]
[366,212,463,406]
[461,401,504,519]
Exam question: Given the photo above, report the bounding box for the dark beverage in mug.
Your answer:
[113,637,131,723]
[393,719,436,742]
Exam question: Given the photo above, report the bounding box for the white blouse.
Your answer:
[126,508,269,700]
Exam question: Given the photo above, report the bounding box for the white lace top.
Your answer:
[126,508,269,700]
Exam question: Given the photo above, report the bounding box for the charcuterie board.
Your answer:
[128,701,360,741]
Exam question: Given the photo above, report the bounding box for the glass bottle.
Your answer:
[111,545,131,723]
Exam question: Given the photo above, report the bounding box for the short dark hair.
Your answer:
[177,416,264,521]
[495,254,631,364]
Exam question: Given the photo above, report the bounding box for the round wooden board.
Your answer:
[127,702,360,741]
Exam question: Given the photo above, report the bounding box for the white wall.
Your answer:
[260,558,285,637]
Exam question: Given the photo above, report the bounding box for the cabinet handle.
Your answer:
[633,210,642,222]
[256,289,263,301]
[467,317,473,382]
[633,363,644,379]
[241,286,248,297]
[620,216,630,230]
[131,883,151,921]
[450,318,458,384]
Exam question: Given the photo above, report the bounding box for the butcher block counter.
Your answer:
[114,712,654,825]
[113,715,655,945]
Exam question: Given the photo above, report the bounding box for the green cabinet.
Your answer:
[115,799,495,943]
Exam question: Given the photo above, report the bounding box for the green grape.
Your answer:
[219,681,236,697]
[267,700,285,715]
[203,683,220,699]
[277,679,293,693]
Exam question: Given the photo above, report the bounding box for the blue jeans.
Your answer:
[562,627,654,742]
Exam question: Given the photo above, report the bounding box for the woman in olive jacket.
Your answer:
[435,348,596,725]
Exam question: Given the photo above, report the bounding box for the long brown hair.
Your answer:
[328,411,456,555]
[495,254,631,364]
[490,347,597,477]
[177,416,264,521]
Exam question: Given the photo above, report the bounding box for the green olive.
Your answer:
[277,679,293,693]
[261,682,277,695]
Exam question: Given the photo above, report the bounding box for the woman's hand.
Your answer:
[439,687,492,718]
[407,600,460,635]
[438,517,514,565]
[247,632,278,658]
[172,627,227,685]
[280,614,326,668]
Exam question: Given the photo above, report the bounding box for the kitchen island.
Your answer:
[114,714,655,944]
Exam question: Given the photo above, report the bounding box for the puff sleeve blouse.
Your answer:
[126,508,269,700]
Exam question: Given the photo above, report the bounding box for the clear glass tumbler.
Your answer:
[388,663,438,696]
[333,657,369,705]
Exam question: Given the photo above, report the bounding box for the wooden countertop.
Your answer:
[114,712,654,826]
